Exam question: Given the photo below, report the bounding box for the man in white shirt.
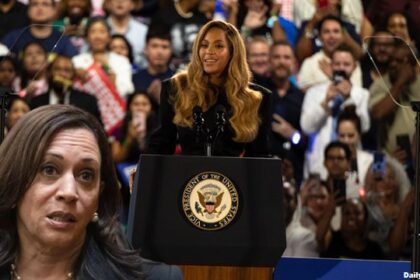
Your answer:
[300,44,370,179]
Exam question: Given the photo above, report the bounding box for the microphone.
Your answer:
[212,105,227,156]
[192,106,205,143]
[215,104,227,134]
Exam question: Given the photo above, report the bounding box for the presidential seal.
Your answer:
[182,171,239,231]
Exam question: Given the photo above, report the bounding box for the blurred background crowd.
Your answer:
[0,0,419,262]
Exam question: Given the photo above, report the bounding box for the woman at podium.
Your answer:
[147,20,271,157]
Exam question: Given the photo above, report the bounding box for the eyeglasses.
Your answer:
[249,53,269,58]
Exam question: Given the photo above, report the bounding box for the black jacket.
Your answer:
[147,79,272,157]
[29,89,102,122]
[0,234,182,280]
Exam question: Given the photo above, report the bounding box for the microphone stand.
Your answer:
[0,87,13,145]
[212,107,226,157]
[193,105,227,157]
[411,101,420,273]
[193,107,212,156]
[205,131,212,157]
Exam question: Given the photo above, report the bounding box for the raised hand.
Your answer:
[318,58,332,79]
[335,79,352,99]
[243,2,268,29]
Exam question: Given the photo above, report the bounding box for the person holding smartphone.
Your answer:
[323,141,352,203]
[317,198,384,260]
[301,44,370,179]
[336,106,374,189]
[369,41,420,156]
[53,0,92,52]
[363,156,412,258]
[111,91,158,163]
[322,141,362,232]
[284,176,332,257]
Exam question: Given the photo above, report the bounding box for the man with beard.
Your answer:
[0,0,29,39]
[301,44,370,179]
[297,15,363,91]
[361,30,395,89]
[262,41,306,185]
[54,0,92,53]
[360,30,395,150]
[29,55,101,122]
[369,42,420,155]
[1,0,78,58]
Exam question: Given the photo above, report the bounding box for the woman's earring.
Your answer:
[92,212,99,223]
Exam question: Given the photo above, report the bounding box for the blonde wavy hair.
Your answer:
[172,20,262,143]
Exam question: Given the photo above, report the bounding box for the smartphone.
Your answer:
[69,15,83,25]
[372,151,386,179]
[309,173,321,185]
[396,134,412,159]
[332,178,346,204]
[332,70,347,84]
[132,111,146,127]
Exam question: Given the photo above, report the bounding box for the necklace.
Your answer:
[174,1,193,18]
[10,263,74,280]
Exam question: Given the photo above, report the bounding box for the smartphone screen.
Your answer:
[332,70,347,84]
[372,151,386,178]
[132,112,146,127]
[332,178,346,204]
[396,134,412,159]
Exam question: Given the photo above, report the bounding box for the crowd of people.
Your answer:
[0,0,419,272]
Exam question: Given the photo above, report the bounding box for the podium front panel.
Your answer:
[127,155,286,266]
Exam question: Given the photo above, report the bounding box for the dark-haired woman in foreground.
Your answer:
[0,105,181,279]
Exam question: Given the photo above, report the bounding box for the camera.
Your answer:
[333,178,346,205]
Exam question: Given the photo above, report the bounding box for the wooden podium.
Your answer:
[127,155,285,279]
[179,265,272,280]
